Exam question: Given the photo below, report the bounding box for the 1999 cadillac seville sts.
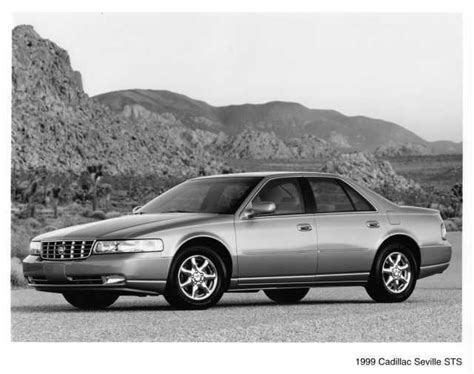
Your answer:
[23,172,452,310]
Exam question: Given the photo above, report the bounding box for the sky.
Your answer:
[12,13,462,142]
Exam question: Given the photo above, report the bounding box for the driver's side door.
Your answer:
[234,177,318,284]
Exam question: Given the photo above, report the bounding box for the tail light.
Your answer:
[441,222,447,240]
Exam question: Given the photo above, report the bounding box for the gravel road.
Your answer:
[11,232,462,342]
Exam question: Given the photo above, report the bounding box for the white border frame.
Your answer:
[1,2,472,374]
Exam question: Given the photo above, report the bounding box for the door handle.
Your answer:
[297,223,312,232]
[366,220,380,228]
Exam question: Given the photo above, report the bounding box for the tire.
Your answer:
[63,292,119,310]
[164,246,227,310]
[366,242,418,303]
[264,288,309,304]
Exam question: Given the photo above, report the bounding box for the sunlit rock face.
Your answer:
[12,25,229,177]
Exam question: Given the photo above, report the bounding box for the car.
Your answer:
[23,172,452,310]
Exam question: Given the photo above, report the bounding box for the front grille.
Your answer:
[41,240,94,260]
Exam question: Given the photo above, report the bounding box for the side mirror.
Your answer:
[132,206,142,214]
[243,201,276,219]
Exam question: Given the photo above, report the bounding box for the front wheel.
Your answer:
[366,243,417,303]
[63,292,119,310]
[264,288,309,304]
[164,247,227,310]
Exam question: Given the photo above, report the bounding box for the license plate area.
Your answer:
[43,262,66,282]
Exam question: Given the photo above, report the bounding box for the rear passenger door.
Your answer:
[306,177,385,276]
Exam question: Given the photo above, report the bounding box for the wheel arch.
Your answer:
[173,236,234,283]
[372,234,421,274]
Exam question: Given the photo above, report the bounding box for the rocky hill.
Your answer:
[12,25,228,177]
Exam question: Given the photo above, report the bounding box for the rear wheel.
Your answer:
[63,292,119,310]
[366,243,418,303]
[164,246,227,310]
[264,288,309,304]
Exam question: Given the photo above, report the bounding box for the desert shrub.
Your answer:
[90,210,106,220]
[444,219,459,232]
[11,257,27,287]
[43,225,58,232]
[105,211,121,219]
[81,207,93,218]
[59,214,94,228]
[62,202,83,214]
[11,219,39,258]
[24,217,42,229]
[451,217,463,231]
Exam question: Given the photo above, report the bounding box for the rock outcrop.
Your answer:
[287,135,336,159]
[219,130,293,159]
[322,152,420,192]
[12,25,228,177]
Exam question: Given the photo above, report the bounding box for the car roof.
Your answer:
[193,171,342,180]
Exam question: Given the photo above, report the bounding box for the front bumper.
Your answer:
[22,252,172,295]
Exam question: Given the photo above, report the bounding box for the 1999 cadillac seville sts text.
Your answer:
[23,172,452,310]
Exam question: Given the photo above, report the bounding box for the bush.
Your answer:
[24,217,42,229]
[43,225,58,232]
[451,217,462,230]
[105,211,121,219]
[11,219,38,259]
[81,207,93,218]
[90,210,106,220]
[11,257,27,287]
[444,219,459,232]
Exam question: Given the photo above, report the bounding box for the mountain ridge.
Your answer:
[94,89,461,153]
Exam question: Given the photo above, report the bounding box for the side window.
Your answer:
[308,178,354,213]
[342,182,375,211]
[252,178,305,215]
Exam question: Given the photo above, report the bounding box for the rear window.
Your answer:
[308,178,375,213]
[343,182,375,211]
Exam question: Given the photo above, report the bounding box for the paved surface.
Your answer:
[11,233,462,342]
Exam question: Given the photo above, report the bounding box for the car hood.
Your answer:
[33,213,230,241]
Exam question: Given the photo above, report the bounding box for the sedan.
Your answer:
[23,172,451,310]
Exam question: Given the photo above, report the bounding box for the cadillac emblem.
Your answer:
[57,246,65,255]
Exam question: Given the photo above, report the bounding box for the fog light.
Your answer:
[102,275,126,284]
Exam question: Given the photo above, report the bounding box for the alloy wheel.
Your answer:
[382,251,412,294]
[178,255,218,301]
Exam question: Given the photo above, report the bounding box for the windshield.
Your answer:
[138,176,263,214]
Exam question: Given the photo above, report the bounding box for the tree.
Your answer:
[451,183,462,217]
[86,165,103,211]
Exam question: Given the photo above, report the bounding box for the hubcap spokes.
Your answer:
[382,252,411,294]
[178,255,218,300]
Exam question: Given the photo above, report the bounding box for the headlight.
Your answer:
[29,241,42,255]
[441,222,447,240]
[93,239,164,254]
